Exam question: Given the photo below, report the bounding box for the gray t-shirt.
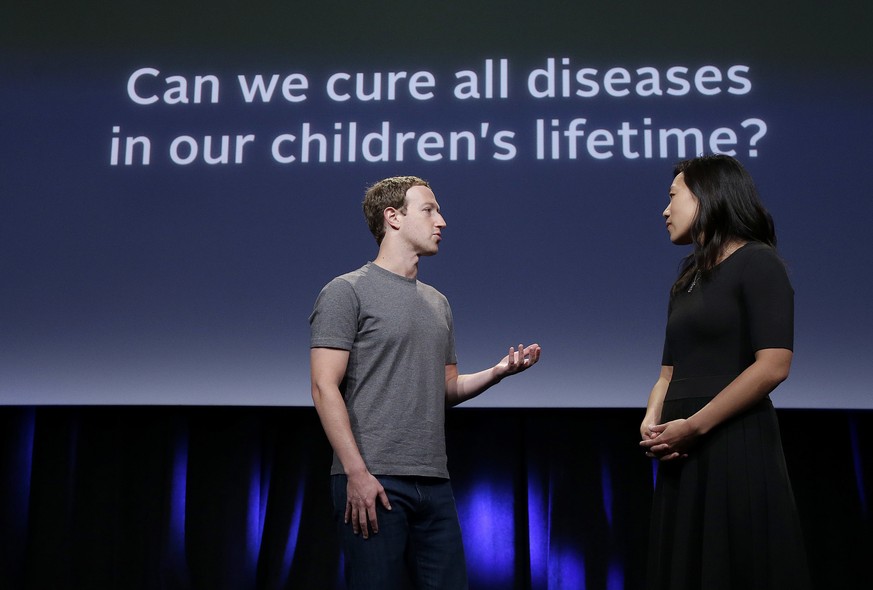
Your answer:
[309,262,457,478]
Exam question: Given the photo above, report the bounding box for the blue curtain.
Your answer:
[1,407,870,589]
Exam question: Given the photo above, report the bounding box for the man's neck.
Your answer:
[373,245,420,280]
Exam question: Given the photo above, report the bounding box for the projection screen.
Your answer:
[2,1,871,407]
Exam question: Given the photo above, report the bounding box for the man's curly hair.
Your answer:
[362,176,430,244]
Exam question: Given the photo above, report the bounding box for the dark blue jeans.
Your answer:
[331,474,469,590]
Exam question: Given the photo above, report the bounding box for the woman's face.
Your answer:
[663,172,698,245]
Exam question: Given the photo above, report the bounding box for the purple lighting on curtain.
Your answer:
[10,409,35,543]
[601,457,614,529]
[549,549,586,589]
[607,558,625,590]
[278,472,308,587]
[168,433,188,558]
[848,416,868,518]
[528,475,550,588]
[527,470,587,590]
[458,480,515,584]
[247,452,272,571]
[602,456,626,589]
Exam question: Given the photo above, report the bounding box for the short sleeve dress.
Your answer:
[647,242,811,590]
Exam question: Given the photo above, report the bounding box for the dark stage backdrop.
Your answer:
[2,1,872,408]
[1,407,871,589]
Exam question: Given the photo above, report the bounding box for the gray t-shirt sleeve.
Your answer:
[309,277,358,350]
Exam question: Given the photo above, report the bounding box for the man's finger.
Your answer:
[358,509,370,538]
[368,506,380,535]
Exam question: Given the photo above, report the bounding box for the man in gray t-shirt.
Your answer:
[310,176,541,590]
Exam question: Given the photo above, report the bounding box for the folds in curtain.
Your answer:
[0,407,870,589]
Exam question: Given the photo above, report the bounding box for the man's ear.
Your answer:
[384,207,402,231]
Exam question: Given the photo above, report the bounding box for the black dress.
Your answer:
[647,242,811,590]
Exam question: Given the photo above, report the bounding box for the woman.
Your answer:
[640,155,810,589]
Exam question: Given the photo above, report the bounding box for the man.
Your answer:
[309,175,541,589]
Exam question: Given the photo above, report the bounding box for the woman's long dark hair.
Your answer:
[672,155,776,294]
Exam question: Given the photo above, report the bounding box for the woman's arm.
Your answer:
[641,365,672,441]
[640,348,792,460]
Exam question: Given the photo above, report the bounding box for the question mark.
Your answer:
[741,118,767,157]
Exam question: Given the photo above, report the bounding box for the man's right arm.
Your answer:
[310,347,391,538]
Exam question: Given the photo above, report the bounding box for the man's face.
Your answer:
[398,185,446,256]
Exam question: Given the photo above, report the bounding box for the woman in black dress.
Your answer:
[640,155,811,590]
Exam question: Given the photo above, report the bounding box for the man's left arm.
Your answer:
[445,343,542,407]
